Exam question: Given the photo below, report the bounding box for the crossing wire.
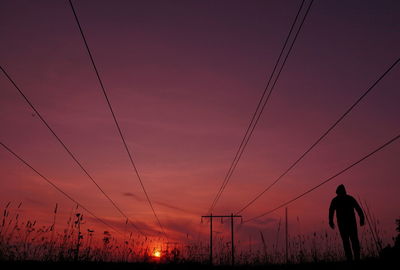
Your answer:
[0,65,146,237]
[1,141,125,237]
[208,0,314,214]
[68,0,166,237]
[236,56,400,214]
[244,133,400,223]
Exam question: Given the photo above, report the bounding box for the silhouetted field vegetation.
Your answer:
[1,202,399,269]
[1,259,399,270]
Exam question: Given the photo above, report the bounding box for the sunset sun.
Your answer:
[153,250,161,258]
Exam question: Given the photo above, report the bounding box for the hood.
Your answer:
[336,184,347,196]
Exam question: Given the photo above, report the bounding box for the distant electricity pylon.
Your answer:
[285,207,289,263]
[201,213,242,265]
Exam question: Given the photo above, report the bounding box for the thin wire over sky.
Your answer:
[244,133,400,223]
[0,141,125,237]
[236,56,400,214]
[68,0,167,238]
[0,65,146,237]
[208,0,314,214]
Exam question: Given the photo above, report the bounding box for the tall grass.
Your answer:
[0,201,395,264]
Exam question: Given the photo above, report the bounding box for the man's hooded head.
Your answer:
[336,184,347,196]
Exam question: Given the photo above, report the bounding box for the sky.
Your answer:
[1,0,399,251]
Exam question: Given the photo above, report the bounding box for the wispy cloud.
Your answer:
[122,192,199,216]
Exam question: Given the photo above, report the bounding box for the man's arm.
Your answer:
[329,199,336,229]
[352,197,365,226]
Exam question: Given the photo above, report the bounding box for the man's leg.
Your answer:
[349,224,360,261]
[339,227,353,261]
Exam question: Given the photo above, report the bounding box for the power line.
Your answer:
[0,141,125,237]
[68,0,166,237]
[244,133,400,223]
[208,0,314,214]
[209,0,313,214]
[236,56,400,214]
[0,65,146,237]
[208,0,306,214]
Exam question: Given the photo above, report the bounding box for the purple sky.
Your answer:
[1,0,399,247]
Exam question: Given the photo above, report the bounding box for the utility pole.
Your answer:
[201,213,242,265]
[285,207,289,263]
[210,213,213,264]
[230,213,235,266]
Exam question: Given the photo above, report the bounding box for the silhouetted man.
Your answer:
[329,184,365,261]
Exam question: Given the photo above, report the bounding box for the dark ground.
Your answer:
[1,258,399,270]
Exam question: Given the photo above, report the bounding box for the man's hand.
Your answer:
[360,219,365,227]
[329,221,335,229]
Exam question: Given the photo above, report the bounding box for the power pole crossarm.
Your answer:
[201,213,242,265]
